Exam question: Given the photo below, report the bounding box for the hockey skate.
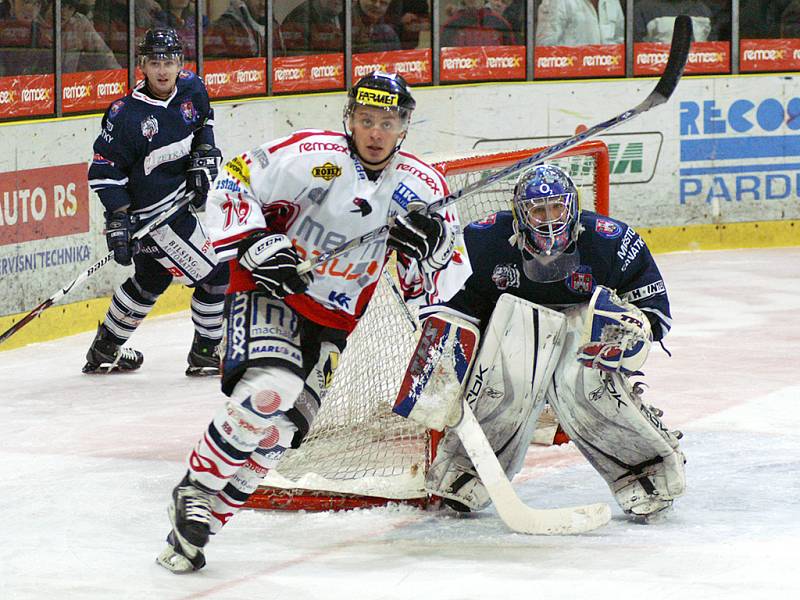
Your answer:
[185,333,220,377]
[82,324,143,373]
[156,473,215,574]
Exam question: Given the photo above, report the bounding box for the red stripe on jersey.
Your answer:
[213,230,253,251]
[267,130,345,154]
[398,150,450,195]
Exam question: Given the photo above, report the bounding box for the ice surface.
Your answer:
[1,247,798,600]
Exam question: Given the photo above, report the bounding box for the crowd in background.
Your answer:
[1,1,799,79]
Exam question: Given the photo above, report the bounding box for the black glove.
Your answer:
[105,211,138,266]
[238,232,310,299]
[186,144,222,208]
[387,207,444,262]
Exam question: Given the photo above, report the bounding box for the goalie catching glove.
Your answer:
[577,285,652,374]
[238,232,310,299]
[387,201,455,270]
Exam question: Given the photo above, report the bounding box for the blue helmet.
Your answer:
[511,164,581,282]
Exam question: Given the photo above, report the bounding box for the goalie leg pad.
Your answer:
[424,295,567,511]
[549,307,685,519]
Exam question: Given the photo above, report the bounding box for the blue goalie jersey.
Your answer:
[88,70,215,221]
[421,211,672,341]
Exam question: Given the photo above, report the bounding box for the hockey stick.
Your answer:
[298,15,693,276]
[0,197,191,347]
[453,398,611,535]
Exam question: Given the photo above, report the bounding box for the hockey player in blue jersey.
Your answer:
[412,163,686,521]
[85,28,228,376]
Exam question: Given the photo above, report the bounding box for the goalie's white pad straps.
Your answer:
[393,315,480,431]
[423,294,567,512]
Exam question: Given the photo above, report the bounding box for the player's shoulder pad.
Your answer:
[104,97,129,122]
[580,211,630,243]
[395,151,449,197]
[467,210,513,232]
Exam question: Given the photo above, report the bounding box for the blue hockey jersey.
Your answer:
[421,211,672,341]
[88,70,215,221]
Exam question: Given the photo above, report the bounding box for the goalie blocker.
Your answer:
[395,292,685,522]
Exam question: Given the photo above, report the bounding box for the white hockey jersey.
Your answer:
[205,129,472,332]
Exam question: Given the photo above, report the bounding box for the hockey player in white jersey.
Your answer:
[399,163,685,523]
[156,72,472,573]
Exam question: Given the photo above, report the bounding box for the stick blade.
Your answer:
[652,14,693,102]
[500,501,612,536]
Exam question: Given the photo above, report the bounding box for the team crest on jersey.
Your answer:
[491,264,520,290]
[595,219,622,239]
[565,266,594,294]
[140,115,158,140]
[262,200,300,232]
[473,213,498,228]
[391,182,420,209]
[311,162,342,181]
[351,197,372,216]
[178,70,194,79]
[180,100,197,124]
[109,99,125,119]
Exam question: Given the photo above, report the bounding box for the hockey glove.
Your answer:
[104,211,138,266]
[238,232,310,299]
[186,144,222,208]
[577,286,652,374]
[386,203,454,269]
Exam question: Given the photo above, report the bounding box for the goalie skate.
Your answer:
[82,324,143,374]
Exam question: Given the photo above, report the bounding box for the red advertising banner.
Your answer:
[440,45,526,82]
[205,57,267,98]
[740,38,800,72]
[634,41,730,75]
[273,54,344,93]
[534,44,624,79]
[62,69,129,114]
[0,163,90,246]
[352,49,432,84]
[0,74,54,119]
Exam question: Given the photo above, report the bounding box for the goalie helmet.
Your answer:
[511,164,581,283]
[138,28,184,63]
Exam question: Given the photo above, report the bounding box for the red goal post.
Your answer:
[244,141,610,511]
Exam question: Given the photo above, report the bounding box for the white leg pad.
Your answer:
[424,294,567,511]
[548,307,686,519]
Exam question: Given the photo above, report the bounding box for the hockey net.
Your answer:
[246,141,610,510]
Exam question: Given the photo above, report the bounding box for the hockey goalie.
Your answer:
[394,163,686,522]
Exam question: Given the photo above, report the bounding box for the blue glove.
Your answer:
[187,144,222,208]
[105,211,138,266]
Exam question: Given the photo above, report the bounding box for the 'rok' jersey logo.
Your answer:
[311,162,342,181]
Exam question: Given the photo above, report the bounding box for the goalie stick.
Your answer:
[454,398,612,535]
[0,197,192,346]
[297,14,693,277]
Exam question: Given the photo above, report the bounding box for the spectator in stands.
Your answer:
[352,0,401,53]
[781,0,800,38]
[92,0,164,55]
[159,0,198,60]
[386,0,430,49]
[280,0,343,54]
[205,0,265,57]
[536,0,624,46]
[634,0,714,43]
[55,0,121,70]
[0,0,45,77]
[441,0,516,47]
[737,0,790,39]
[491,0,524,40]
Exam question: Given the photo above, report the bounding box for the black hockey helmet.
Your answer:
[344,71,416,124]
[138,28,184,62]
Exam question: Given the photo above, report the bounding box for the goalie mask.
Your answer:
[511,164,581,283]
[344,71,416,166]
